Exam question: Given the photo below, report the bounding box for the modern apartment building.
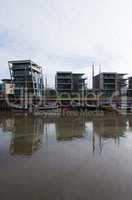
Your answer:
[0,79,14,111]
[128,77,132,89]
[55,72,86,94]
[8,60,44,98]
[127,77,132,98]
[93,72,127,96]
[1,79,14,95]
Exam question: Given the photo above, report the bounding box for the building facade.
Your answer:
[127,77,132,98]
[8,60,44,99]
[128,77,132,89]
[1,79,14,95]
[55,72,86,95]
[0,82,3,94]
[0,79,14,95]
[93,72,127,96]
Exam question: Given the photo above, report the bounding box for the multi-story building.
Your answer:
[55,72,86,94]
[0,79,14,95]
[128,77,132,89]
[0,79,15,111]
[0,82,3,94]
[1,79,14,95]
[8,60,44,99]
[127,77,132,98]
[93,72,127,96]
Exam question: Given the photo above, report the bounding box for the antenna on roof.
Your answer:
[99,64,101,74]
[92,63,95,90]
[92,63,95,79]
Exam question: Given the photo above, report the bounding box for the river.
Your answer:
[0,112,132,200]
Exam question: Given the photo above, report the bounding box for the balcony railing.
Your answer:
[57,76,72,79]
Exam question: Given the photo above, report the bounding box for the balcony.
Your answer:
[57,83,71,85]
[57,76,72,79]
[58,88,72,91]
[104,82,115,85]
[104,77,116,80]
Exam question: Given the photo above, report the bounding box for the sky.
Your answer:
[0,0,132,88]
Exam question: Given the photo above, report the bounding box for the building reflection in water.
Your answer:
[86,114,128,154]
[0,113,130,156]
[0,114,14,133]
[127,116,132,129]
[9,116,44,156]
[55,117,85,141]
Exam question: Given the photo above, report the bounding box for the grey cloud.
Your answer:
[0,0,132,86]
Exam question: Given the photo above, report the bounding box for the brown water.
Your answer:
[0,113,132,200]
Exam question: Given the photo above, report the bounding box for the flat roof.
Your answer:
[2,79,12,82]
[94,72,127,77]
[72,73,85,76]
[56,72,85,75]
[56,71,72,74]
[8,60,42,68]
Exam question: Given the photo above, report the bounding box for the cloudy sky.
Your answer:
[0,0,132,87]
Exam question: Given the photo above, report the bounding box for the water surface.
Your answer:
[0,113,132,200]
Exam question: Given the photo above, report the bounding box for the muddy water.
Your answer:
[0,113,132,200]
